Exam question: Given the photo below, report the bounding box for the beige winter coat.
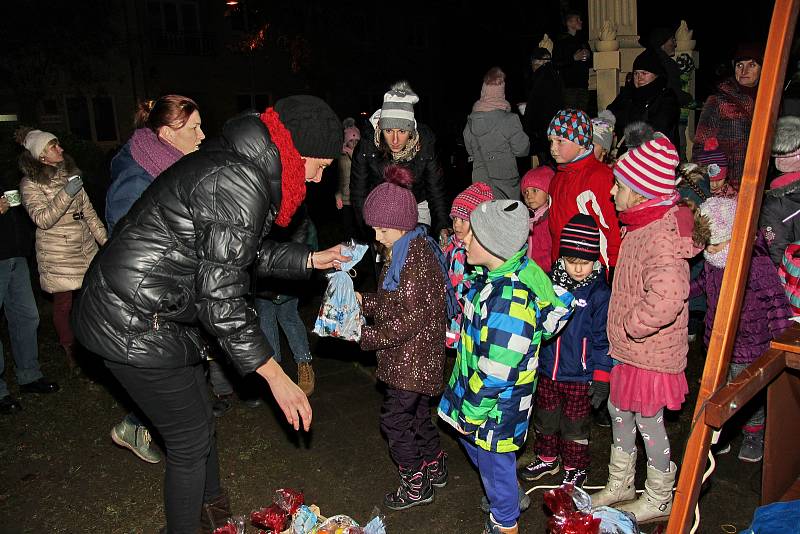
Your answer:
[20,158,107,293]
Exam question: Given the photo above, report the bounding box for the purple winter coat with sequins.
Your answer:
[690,233,793,364]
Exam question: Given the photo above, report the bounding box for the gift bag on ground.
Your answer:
[313,240,369,341]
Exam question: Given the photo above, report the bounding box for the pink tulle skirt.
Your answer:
[609,364,689,417]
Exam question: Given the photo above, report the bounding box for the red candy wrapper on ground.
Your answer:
[274,488,304,514]
[250,503,289,533]
[213,524,238,534]
[544,485,600,534]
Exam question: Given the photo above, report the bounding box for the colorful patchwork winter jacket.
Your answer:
[438,249,573,452]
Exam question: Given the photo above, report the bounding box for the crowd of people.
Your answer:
[0,11,797,534]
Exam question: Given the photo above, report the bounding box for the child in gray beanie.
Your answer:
[592,110,616,163]
[438,199,574,534]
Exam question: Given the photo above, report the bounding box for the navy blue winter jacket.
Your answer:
[538,270,612,383]
[105,142,155,235]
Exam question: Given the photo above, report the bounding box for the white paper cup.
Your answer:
[3,190,21,207]
[68,175,81,182]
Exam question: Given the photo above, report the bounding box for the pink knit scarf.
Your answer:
[130,128,184,178]
[472,82,511,113]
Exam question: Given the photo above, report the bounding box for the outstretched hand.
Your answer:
[310,243,351,270]
[256,358,312,431]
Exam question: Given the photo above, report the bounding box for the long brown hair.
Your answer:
[134,94,198,132]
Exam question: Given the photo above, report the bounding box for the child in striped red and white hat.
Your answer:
[592,134,704,524]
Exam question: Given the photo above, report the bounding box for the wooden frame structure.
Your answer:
[666,1,799,531]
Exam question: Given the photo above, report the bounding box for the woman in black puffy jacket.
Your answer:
[350,81,449,239]
[74,96,346,534]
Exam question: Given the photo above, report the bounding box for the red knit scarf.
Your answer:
[618,192,679,232]
[259,108,306,227]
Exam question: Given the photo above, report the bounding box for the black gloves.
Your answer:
[587,380,610,410]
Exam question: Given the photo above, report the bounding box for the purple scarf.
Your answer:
[129,128,184,178]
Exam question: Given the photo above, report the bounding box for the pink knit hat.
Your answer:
[451,182,494,220]
[363,165,418,231]
[613,135,680,198]
[520,166,556,195]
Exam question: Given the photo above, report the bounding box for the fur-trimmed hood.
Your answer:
[18,152,80,185]
[766,171,800,199]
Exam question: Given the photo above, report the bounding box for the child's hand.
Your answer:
[588,381,610,410]
[355,292,363,305]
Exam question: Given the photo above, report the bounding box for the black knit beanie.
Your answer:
[274,95,343,159]
[633,48,666,78]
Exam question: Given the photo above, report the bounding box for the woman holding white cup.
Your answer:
[15,128,107,371]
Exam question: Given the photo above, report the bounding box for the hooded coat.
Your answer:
[73,112,312,375]
[760,171,800,265]
[607,76,681,153]
[463,110,530,199]
[690,233,792,364]
[19,155,107,293]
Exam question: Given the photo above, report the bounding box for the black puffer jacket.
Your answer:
[350,123,448,235]
[607,77,680,153]
[73,112,312,375]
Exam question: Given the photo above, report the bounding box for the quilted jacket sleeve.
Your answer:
[80,190,108,245]
[590,286,612,381]
[624,235,689,340]
[190,165,274,375]
[20,179,73,230]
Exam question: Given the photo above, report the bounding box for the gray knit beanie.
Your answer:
[378,81,419,133]
[470,200,529,261]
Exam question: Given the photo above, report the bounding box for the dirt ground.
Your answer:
[0,291,763,534]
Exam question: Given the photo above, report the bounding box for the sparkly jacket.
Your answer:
[438,250,573,453]
[360,237,447,396]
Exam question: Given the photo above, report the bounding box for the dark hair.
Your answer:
[564,9,582,23]
[134,94,199,132]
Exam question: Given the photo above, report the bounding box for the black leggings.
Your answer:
[106,361,221,533]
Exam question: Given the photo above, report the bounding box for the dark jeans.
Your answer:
[380,387,441,470]
[106,361,221,533]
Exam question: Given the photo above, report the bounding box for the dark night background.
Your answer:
[0,0,796,222]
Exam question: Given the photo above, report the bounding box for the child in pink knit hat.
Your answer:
[355,164,457,511]
[520,165,556,271]
[443,182,494,348]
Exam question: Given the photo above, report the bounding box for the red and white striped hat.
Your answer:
[613,135,680,198]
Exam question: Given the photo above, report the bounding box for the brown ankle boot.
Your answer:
[199,492,231,533]
[63,345,81,375]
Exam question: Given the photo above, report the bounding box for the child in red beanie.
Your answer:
[442,181,494,347]
[520,166,556,272]
[355,165,457,511]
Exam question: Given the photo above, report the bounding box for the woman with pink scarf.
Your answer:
[463,67,530,200]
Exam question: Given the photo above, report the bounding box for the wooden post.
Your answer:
[666,1,799,532]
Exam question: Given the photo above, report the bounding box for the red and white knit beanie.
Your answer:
[613,135,680,198]
[451,182,494,220]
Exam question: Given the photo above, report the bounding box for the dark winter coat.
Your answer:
[607,76,680,152]
[654,48,692,107]
[690,233,792,364]
[360,237,447,396]
[538,268,612,383]
[760,171,800,265]
[350,124,448,235]
[553,32,591,89]
[693,77,757,189]
[73,112,312,375]
[524,62,564,157]
[105,142,155,236]
[0,170,35,261]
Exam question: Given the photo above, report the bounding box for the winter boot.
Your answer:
[384,467,434,510]
[590,446,637,508]
[424,450,448,488]
[200,492,232,533]
[738,430,764,463]
[297,362,315,396]
[483,514,519,534]
[617,462,677,524]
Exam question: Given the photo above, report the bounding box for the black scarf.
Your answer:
[550,259,599,292]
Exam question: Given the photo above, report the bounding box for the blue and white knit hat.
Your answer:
[378,80,419,133]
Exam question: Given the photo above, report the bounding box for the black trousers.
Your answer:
[106,361,221,534]
[380,386,442,470]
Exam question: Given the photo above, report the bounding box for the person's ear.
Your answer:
[157,125,174,142]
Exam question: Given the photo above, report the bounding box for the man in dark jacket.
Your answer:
[73,96,346,533]
[647,27,693,107]
[0,167,58,414]
[524,47,564,167]
[553,10,592,112]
